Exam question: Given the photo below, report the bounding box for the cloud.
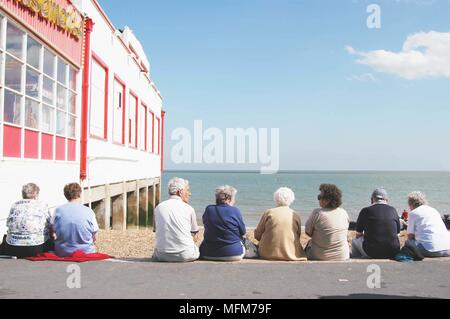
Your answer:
[347,31,450,80]
[345,73,377,82]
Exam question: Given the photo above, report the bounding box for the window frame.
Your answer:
[113,74,126,146]
[128,91,138,149]
[0,14,79,162]
[89,52,109,141]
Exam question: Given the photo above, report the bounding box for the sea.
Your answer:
[162,171,450,227]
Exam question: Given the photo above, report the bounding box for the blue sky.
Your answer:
[98,0,450,171]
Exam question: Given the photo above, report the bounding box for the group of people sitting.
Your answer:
[0,183,98,259]
[153,178,450,262]
[1,178,450,262]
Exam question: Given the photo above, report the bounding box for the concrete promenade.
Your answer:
[1,258,449,299]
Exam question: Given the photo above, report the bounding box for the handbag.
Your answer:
[243,236,259,259]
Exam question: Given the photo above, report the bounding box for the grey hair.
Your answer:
[22,183,40,200]
[408,191,428,209]
[215,185,237,204]
[168,177,189,196]
[274,187,295,207]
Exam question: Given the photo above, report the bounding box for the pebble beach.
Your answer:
[95,228,409,259]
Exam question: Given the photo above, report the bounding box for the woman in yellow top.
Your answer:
[254,187,307,261]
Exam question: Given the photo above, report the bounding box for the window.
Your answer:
[26,67,40,98]
[4,90,22,125]
[25,98,39,129]
[155,117,160,155]
[0,18,79,160]
[5,55,22,92]
[147,110,154,153]
[90,56,108,139]
[27,37,40,69]
[6,22,24,59]
[113,78,125,144]
[140,103,147,151]
[128,93,138,148]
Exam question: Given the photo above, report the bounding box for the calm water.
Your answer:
[162,171,450,227]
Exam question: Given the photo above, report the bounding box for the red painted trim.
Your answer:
[150,110,155,154]
[3,125,22,158]
[91,52,109,140]
[80,18,94,181]
[41,133,54,160]
[129,91,139,148]
[161,110,166,173]
[55,136,66,161]
[68,138,76,162]
[156,117,161,156]
[114,75,127,145]
[141,103,148,151]
[24,129,39,159]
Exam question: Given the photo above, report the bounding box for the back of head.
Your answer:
[273,187,295,207]
[64,183,82,202]
[215,185,237,205]
[168,177,189,196]
[319,184,343,209]
[22,183,40,200]
[372,188,388,204]
[408,191,428,210]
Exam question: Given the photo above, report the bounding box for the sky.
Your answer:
[98,0,450,171]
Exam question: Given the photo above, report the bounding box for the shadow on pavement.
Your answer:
[320,294,437,299]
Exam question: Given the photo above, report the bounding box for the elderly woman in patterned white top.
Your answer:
[0,183,53,258]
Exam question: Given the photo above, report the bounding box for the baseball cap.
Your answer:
[372,188,388,201]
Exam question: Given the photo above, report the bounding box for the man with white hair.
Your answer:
[352,188,401,259]
[406,191,450,258]
[153,177,200,262]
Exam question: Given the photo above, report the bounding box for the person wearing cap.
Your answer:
[352,188,401,259]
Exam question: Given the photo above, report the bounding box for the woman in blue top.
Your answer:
[200,185,246,261]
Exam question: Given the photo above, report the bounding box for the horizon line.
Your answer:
[163,169,450,173]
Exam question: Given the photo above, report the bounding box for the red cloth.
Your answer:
[27,250,112,263]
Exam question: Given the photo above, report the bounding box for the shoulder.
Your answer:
[336,207,349,217]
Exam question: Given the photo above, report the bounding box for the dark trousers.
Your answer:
[0,235,54,259]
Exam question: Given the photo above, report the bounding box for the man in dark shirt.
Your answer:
[352,188,401,259]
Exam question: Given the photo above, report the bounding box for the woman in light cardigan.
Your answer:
[254,188,307,261]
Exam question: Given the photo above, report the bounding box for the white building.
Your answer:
[0,0,165,236]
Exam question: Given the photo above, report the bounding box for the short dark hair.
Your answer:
[319,184,343,209]
[64,183,82,201]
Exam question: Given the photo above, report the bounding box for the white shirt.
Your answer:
[408,205,450,252]
[155,196,200,254]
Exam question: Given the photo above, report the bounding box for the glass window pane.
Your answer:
[43,76,54,105]
[6,22,24,59]
[69,67,77,91]
[26,67,40,98]
[57,85,66,110]
[5,55,23,92]
[27,36,41,69]
[42,105,54,133]
[25,98,39,129]
[44,48,55,77]
[69,91,77,114]
[68,115,76,138]
[56,110,66,135]
[4,90,22,125]
[57,59,67,84]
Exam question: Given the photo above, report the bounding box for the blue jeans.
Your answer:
[406,240,450,258]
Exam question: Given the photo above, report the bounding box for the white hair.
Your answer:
[215,185,237,204]
[274,187,295,207]
[168,177,189,196]
[408,191,428,209]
